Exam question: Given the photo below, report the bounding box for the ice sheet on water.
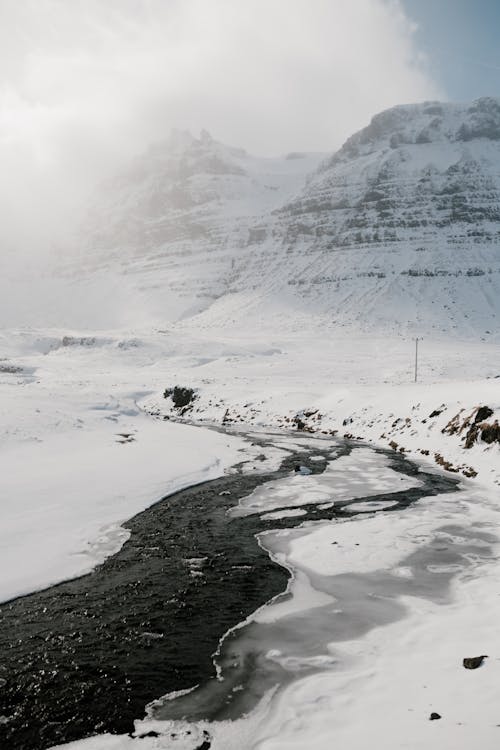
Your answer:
[49,477,500,750]
[229,447,421,518]
[344,499,398,512]
[260,508,307,520]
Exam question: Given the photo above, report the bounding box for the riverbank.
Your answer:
[49,441,500,750]
[1,434,449,749]
[1,324,499,749]
[0,434,323,748]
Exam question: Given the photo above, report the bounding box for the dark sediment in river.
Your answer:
[0,435,458,750]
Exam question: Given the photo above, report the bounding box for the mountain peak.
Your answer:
[329,97,500,167]
[78,97,500,336]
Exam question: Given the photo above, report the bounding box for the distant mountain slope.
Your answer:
[80,99,500,336]
[79,130,323,314]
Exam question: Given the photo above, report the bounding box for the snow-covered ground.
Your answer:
[47,442,500,750]
[0,330,254,603]
[1,316,499,749]
[143,308,500,491]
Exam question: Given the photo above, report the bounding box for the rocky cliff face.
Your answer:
[230,98,500,335]
[80,130,323,310]
[80,99,500,335]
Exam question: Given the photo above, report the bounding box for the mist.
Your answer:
[0,0,442,258]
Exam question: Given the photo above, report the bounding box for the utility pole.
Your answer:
[414,337,422,382]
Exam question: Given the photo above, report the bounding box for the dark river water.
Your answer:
[0,433,459,749]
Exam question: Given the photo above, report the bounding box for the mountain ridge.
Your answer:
[78,98,500,337]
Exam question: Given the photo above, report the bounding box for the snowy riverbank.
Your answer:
[1,322,499,749]
[49,449,500,750]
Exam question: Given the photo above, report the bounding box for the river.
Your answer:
[0,430,460,749]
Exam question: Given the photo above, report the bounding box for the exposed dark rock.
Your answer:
[194,733,212,750]
[463,655,488,669]
[62,336,97,347]
[429,409,443,418]
[294,465,312,475]
[464,423,481,449]
[429,712,442,721]
[434,453,459,473]
[163,386,197,409]
[441,410,465,436]
[480,421,500,444]
[0,363,24,374]
[117,433,135,444]
[474,406,494,423]
[464,408,498,449]
[292,415,314,432]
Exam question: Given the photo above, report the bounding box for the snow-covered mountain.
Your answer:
[80,98,500,336]
[79,130,324,316]
[257,97,500,336]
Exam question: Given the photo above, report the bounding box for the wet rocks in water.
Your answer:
[463,655,488,669]
[294,464,311,475]
[429,712,442,721]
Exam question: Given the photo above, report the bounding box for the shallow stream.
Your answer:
[0,431,462,749]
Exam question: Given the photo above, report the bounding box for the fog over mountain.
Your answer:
[76,97,500,338]
[0,0,440,264]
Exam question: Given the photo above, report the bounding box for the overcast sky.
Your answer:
[0,0,451,260]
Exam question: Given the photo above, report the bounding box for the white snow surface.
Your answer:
[1,316,500,750]
[47,478,500,750]
[9,314,491,750]
[230,448,420,517]
[0,333,252,602]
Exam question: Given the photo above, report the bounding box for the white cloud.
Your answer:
[0,0,442,258]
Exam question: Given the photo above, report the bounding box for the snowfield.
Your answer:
[0,316,499,750]
[41,425,500,750]
[0,331,253,603]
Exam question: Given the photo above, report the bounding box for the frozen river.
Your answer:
[0,430,466,749]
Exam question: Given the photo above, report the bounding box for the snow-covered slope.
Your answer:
[79,98,500,336]
[231,97,500,336]
[78,130,323,317]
